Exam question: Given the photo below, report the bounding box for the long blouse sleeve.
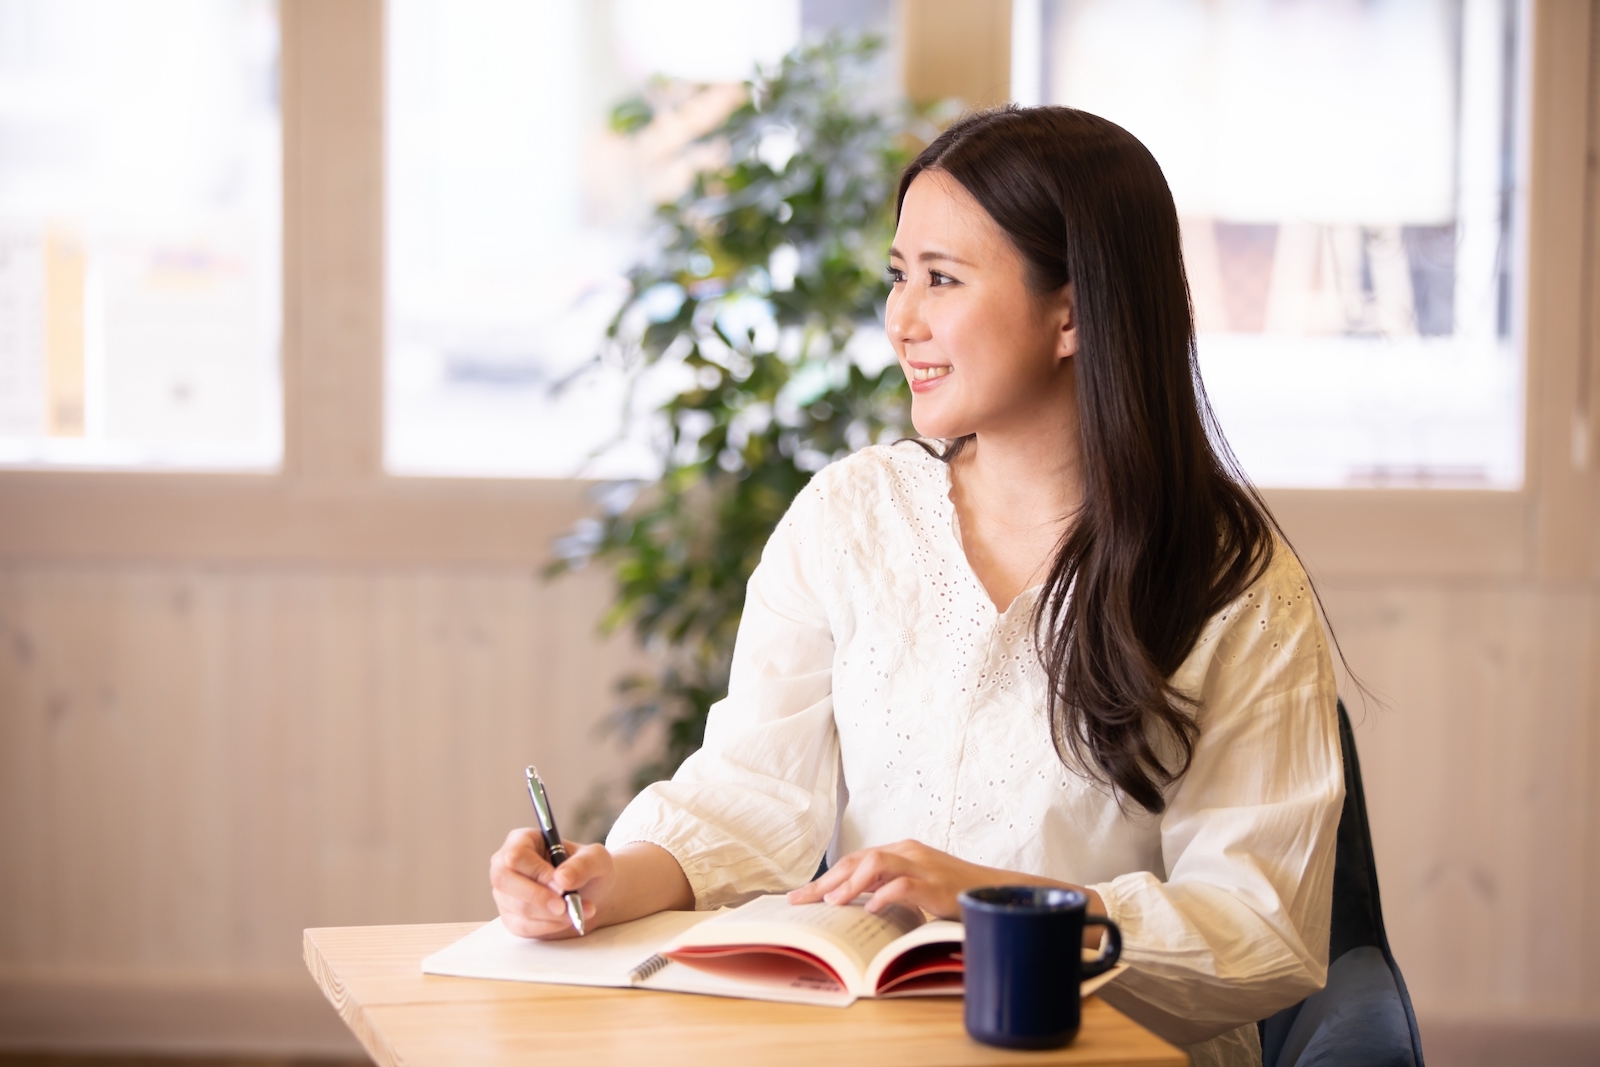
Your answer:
[1089,563,1344,1047]
[605,480,841,908]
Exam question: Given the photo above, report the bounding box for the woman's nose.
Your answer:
[886,284,931,346]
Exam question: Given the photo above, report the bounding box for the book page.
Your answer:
[641,953,855,1008]
[664,894,923,994]
[864,918,964,996]
[421,910,711,987]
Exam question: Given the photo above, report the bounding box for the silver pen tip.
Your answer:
[565,893,587,936]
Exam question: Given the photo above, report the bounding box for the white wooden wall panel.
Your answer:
[0,564,636,982]
[1320,580,1600,1017]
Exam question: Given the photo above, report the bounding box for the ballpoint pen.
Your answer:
[524,765,587,936]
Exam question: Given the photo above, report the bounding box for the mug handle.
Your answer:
[1080,916,1122,979]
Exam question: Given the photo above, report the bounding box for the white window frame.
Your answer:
[0,0,1593,586]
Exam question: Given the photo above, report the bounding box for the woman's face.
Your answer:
[886,171,1076,442]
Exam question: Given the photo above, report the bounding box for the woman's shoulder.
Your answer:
[1229,535,1317,623]
[771,441,951,577]
[1184,535,1327,678]
[801,439,949,508]
[764,441,950,603]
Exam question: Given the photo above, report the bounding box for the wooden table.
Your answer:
[304,922,1188,1067]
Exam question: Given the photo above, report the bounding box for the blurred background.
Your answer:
[0,0,1596,1064]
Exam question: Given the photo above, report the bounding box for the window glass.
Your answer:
[0,0,282,470]
[1025,0,1523,488]
[386,0,891,478]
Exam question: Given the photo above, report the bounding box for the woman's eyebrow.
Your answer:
[919,250,976,267]
[887,247,976,267]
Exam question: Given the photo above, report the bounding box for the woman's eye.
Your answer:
[929,270,956,287]
[886,266,906,284]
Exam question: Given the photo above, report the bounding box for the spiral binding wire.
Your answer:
[628,953,671,983]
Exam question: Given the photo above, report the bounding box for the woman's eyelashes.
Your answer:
[885,266,960,287]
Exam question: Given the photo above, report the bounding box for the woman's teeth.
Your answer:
[911,365,951,381]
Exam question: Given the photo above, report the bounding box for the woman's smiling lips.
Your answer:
[907,361,952,392]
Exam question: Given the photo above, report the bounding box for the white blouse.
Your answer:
[607,441,1343,1064]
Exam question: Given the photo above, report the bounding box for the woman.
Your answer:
[490,107,1343,1067]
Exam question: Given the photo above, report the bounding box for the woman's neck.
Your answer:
[947,410,1083,613]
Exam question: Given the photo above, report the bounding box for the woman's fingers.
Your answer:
[491,833,554,895]
[785,881,826,904]
[787,841,986,919]
[494,827,552,881]
[494,887,565,935]
[789,844,931,905]
[490,828,613,937]
[490,832,541,895]
[502,912,582,939]
[821,849,906,903]
[788,849,868,901]
[494,831,607,896]
[548,841,611,894]
[788,855,859,903]
[862,875,924,913]
[492,871,582,935]
[490,854,567,918]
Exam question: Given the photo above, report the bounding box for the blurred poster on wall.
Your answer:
[0,0,281,470]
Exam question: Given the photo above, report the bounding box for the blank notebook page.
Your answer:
[422,910,711,985]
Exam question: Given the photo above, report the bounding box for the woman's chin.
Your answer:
[909,412,971,441]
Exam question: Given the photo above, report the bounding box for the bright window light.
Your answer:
[0,0,282,470]
[385,0,804,479]
[1024,0,1525,488]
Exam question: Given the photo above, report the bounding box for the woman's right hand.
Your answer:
[489,828,618,939]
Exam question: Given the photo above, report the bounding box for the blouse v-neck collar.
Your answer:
[909,440,1044,621]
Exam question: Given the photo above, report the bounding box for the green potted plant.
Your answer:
[551,36,933,834]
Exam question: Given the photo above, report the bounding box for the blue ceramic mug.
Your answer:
[958,885,1123,1049]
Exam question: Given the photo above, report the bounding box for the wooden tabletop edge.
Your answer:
[303,928,406,1067]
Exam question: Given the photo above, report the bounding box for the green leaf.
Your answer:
[609,94,655,133]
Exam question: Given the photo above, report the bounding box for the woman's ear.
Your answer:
[1055,283,1078,361]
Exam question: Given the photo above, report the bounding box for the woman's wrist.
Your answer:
[598,841,696,926]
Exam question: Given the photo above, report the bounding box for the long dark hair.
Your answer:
[898,106,1279,815]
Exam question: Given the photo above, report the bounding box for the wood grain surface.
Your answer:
[302,924,1187,1067]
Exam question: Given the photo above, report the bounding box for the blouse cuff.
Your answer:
[1088,878,1126,946]
[609,828,718,911]
[605,785,822,910]
[606,803,719,910]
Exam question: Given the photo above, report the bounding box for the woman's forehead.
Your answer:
[894,171,1008,260]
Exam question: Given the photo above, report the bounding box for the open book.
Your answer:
[423,893,1125,1008]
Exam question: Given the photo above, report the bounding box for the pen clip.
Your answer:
[524,764,567,864]
[525,766,557,831]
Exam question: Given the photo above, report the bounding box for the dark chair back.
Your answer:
[1258,700,1426,1067]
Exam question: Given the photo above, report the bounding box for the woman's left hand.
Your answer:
[786,839,1105,922]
